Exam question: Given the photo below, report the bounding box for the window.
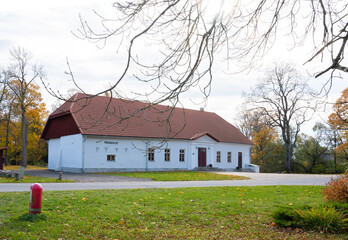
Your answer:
[216,151,221,162]
[165,148,170,161]
[107,154,115,161]
[227,152,232,163]
[148,148,154,161]
[179,149,185,162]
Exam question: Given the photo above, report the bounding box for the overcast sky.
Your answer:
[1,1,347,135]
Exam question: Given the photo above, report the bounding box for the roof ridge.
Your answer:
[80,93,216,114]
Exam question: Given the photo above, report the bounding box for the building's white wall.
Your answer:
[190,135,252,169]
[146,139,190,170]
[48,138,61,171]
[60,134,83,169]
[82,137,191,171]
[48,134,252,172]
[210,142,251,169]
[83,137,146,170]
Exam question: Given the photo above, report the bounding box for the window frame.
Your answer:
[179,149,185,162]
[216,151,221,163]
[148,148,155,161]
[107,154,116,161]
[164,148,170,162]
[227,152,232,163]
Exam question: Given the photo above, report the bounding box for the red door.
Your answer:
[198,148,207,167]
[238,152,243,168]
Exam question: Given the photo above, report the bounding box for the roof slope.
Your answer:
[41,93,252,145]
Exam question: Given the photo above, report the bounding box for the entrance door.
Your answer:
[238,152,243,168]
[198,148,207,167]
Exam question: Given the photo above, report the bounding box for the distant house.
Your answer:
[41,93,254,173]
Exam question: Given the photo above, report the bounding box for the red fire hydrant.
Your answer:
[29,183,42,214]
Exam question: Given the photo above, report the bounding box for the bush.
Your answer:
[322,172,348,203]
[272,206,301,228]
[273,204,347,233]
[295,206,347,233]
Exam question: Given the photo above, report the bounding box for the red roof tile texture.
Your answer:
[41,93,252,145]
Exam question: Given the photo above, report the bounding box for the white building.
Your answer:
[41,93,254,173]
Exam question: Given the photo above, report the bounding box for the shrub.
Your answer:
[273,204,347,233]
[295,206,347,233]
[272,206,300,228]
[322,172,348,203]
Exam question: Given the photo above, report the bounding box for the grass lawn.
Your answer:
[0,175,73,183]
[103,171,249,181]
[3,165,47,170]
[0,186,346,239]
[1,165,72,183]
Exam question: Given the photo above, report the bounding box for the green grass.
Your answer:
[0,175,73,183]
[103,171,249,181]
[0,186,346,239]
[3,165,47,170]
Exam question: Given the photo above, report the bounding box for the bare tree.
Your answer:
[236,109,272,140]
[0,69,9,105]
[247,63,316,173]
[49,0,347,99]
[39,1,347,144]
[6,47,45,167]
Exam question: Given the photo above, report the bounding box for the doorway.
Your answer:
[198,148,207,167]
[238,152,243,168]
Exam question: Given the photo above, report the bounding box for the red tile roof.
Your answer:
[41,93,252,145]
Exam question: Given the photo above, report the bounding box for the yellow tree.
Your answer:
[7,47,45,166]
[251,127,284,173]
[328,88,348,163]
[6,80,48,165]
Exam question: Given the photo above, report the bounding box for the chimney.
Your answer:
[200,108,204,111]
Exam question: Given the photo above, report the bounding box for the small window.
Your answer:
[179,149,185,162]
[148,148,154,161]
[227,152,232,163]
[107,154,115,161]
[165,148,170,161]
[216,151,221,163]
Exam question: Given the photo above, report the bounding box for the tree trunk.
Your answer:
[308,159,314,173]
[4,111,11,166]
[21,109,27,167]
[284,143,292,173]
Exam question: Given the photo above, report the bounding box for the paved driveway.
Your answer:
[0,171,337,192]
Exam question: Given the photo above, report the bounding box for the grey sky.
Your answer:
[0,0,346,135]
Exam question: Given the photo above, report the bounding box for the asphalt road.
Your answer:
[0,172,337,192]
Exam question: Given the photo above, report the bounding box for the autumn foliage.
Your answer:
[328,88,348,163]
[251,127,284,172]
[321,173,348,203]
[0,80,48,165]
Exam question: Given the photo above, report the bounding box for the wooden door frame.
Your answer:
[198,147,207,167]
[238,152,243,169]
